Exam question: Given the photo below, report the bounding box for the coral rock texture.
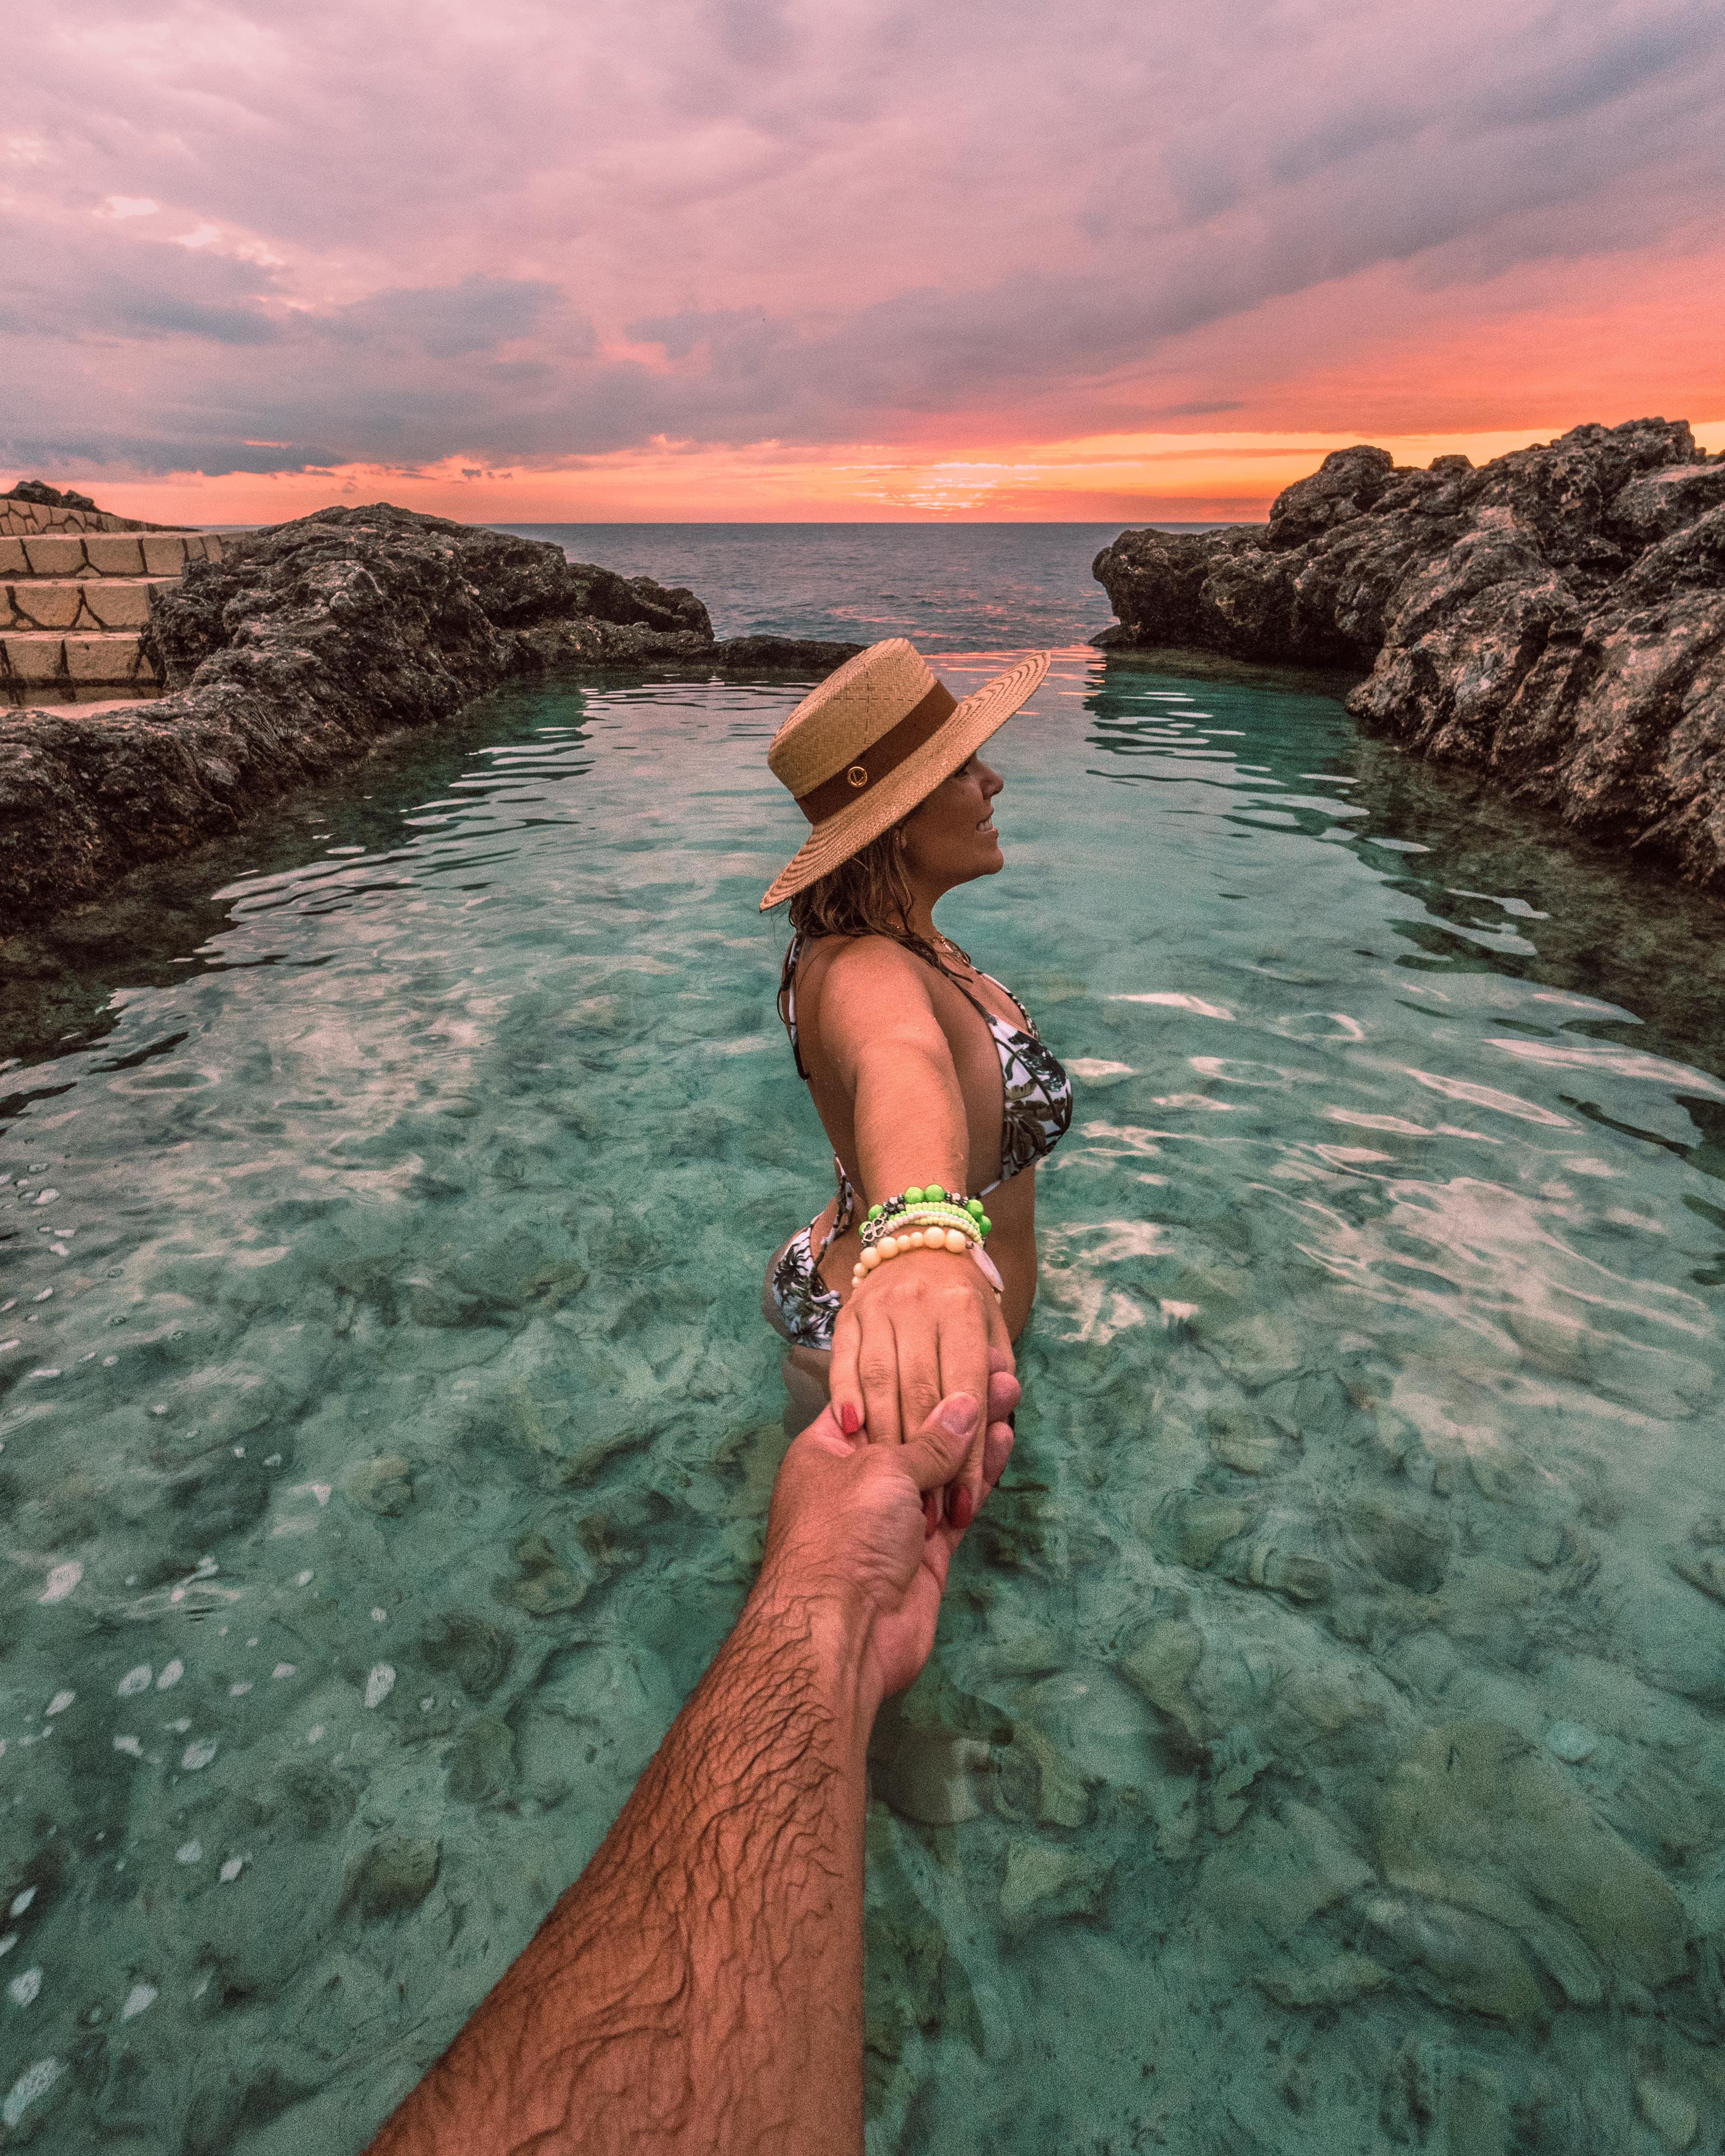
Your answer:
[0,504,861,922]
[1093,421,1725,889]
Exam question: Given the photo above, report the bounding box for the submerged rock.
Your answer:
[1337,1491,1451,1593]
[495,1532,588,1616]
[446,1716,517,1807]
[1256,1952,1388,2009]
[995,1725,1092,1829]
[341,1833,441,1919]
[1638,2078,1701,2152]
[1199,1799,1373,1943]
[1362,1893,1547,2027]
[998,1842,1112,1929]
[344,1455,415,1517]
[1671,1548,1725,1605]
[420,1610,514,1700]
[1115,1618,1209,1743]
[1375,1719,1687,1993]
[271,1762,357,1839]
[867,1699,995,1826]
[1093,421,1725,892]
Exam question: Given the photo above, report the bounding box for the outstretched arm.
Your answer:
[367,1371,1018,2156]
[817,937,1013,1509]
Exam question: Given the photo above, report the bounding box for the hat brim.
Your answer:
[758,649,1051,910]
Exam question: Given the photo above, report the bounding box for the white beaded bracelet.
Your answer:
[851,1217,998,1296]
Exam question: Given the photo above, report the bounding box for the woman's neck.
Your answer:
[901,878,949,946]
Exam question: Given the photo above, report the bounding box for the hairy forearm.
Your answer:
[370,1580,876,2156]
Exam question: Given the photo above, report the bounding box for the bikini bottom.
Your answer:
[763,1221,841,1353]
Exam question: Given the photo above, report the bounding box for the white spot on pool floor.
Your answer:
[117,1665,151,1697]
[113,1735,143,1758]
[175,1842,202,1865]
[45,1691,74,1718]
[219,1856,247,1883]
[180,1738,217,1771]
[7,1967,43,2007]
[37,1563,81,1605]
[364,1664,396,1710]
[9,1889,36,1918]
[4,2057,62,2129]
[156,1659,184,1690]
[120,1984,157,2020]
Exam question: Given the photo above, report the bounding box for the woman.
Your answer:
[759,637,1072,1523]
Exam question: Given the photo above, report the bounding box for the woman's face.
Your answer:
[899,753,1005,891]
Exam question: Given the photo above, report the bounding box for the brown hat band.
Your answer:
[794,680,958,826]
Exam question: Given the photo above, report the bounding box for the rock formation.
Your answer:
[0,503,861,922]
[1093,421,1725,892]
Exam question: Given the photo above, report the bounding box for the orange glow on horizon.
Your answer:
[63,417,1725,530]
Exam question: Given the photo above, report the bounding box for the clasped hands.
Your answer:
[828,1242,1013,1532]
[760,1354,1020,1708]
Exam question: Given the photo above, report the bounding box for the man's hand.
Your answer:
[757,1364,1019,1707]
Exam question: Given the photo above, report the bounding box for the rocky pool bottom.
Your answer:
[3,650,1725,2153]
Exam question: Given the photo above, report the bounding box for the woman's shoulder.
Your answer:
[799,931,934,987]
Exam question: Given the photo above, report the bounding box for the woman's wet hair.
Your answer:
[777,823,974,1048]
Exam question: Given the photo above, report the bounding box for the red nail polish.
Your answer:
[839,1403,861,1436]
[952,1486,975,1531]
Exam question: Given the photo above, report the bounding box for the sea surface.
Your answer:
[3,528,1725,2152]
[494,520,1220,649]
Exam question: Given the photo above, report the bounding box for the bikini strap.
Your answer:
[975,967,1035,1034]
[926,954,1031,1038]
[812,1158,856,1263]
[782,930,811,1082]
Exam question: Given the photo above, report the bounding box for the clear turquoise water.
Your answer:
[4,637,1725,2152]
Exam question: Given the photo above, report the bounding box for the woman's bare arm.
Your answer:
[815,939,1011,1501]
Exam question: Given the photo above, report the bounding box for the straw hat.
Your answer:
[759,638,1050,910]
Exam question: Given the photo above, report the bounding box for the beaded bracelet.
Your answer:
[860,1203,977,1250]
[850,1183,1000,1295]
[851,1233,1004,1298]
[862,1184,993,1241]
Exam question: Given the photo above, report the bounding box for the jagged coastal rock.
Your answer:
[1093,421,1725,891]
[0,502,860,922]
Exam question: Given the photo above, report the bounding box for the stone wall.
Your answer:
[0,481,188,538]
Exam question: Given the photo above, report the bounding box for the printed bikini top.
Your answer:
[783,932,1073,1200]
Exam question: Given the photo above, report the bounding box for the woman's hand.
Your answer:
[828,1247,1016,1523]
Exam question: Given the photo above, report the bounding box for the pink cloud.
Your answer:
[3,0,1721,507]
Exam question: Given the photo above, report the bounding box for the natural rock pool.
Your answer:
[4,646,1725,2152]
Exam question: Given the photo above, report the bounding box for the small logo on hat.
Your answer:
[846,764,869,788]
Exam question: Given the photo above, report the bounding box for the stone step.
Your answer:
[1,630,164,705]
[0,530,235,580]
[2,576,178,632]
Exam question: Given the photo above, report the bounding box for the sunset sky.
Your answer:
[5,0,1722,523]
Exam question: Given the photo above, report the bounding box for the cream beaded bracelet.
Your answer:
[851,1229,1003,1298]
